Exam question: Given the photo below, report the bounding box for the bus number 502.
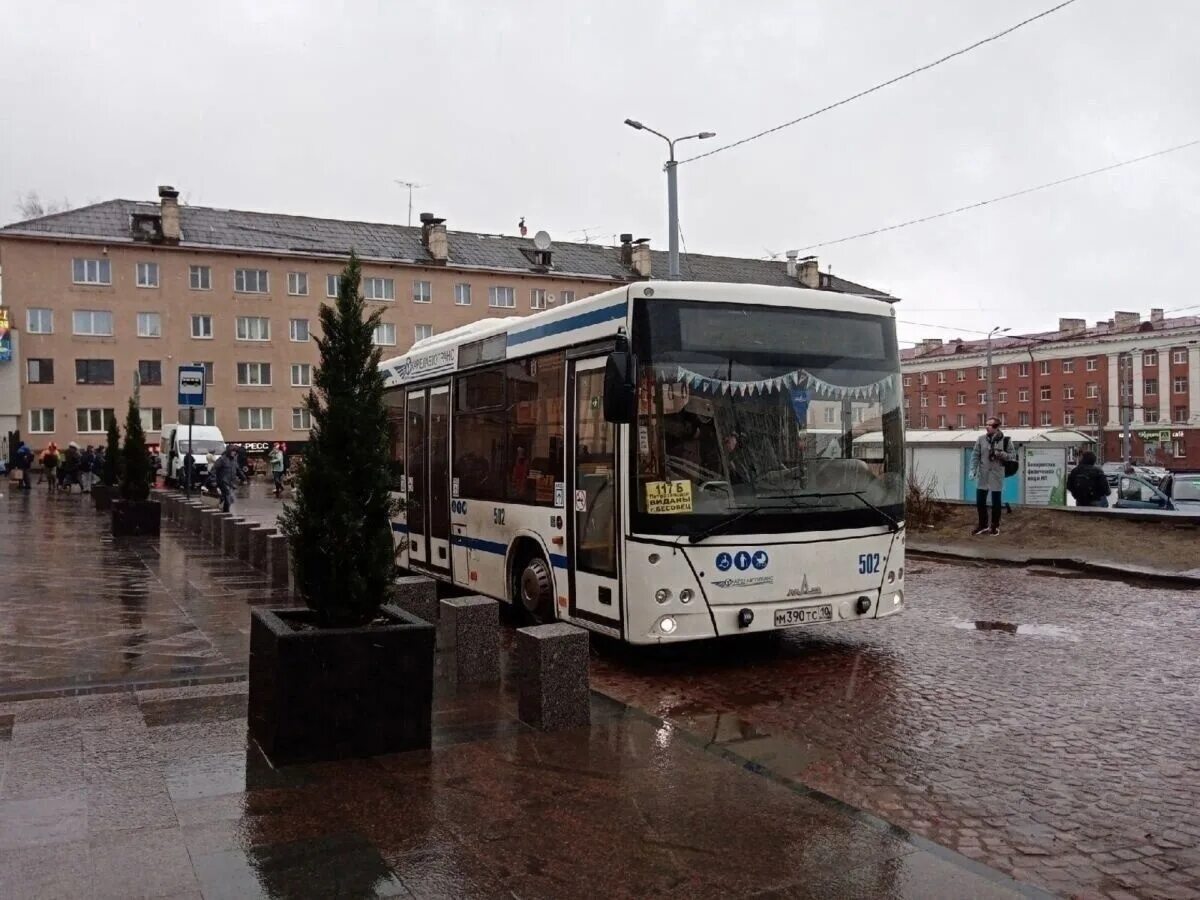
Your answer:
[857,553,881,575]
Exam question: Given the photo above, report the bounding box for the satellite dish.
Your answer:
[533,230,552,251]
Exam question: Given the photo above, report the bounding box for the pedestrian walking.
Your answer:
[969,417,1015,535]
[60,442,82,493]
[213,446,239,513]
[42,443,60,493]
[236,444,250,484]
[15,442,34,491]
[1067,451,1110,508]
[269,443,285,498]
[80,445,96,493]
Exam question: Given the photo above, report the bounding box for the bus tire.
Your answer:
[516,554,554,623]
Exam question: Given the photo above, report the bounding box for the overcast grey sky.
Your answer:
[2,0,1197,347]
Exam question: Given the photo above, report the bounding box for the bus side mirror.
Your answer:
[603,337,637,424]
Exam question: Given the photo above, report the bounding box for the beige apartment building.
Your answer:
[0,186,889,452]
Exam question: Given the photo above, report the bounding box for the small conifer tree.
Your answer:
[119,398,152,501]
[101,412,122,487]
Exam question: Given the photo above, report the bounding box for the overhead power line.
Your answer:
[680,0,1081,165]
[792,138,1200,252]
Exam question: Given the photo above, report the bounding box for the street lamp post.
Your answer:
[623,119,716,279]
[985,326,1010,421]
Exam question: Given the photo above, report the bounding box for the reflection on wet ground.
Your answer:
[951,620,1080,641]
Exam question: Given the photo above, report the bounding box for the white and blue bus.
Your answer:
[381,280,906,644]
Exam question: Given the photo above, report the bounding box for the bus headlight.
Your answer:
[659,616,677,634]
[892,592,903,607]
[679,588,694,604]
[654,588,672,605]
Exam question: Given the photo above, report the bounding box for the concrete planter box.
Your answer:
[111,499,162,537]
[92,484,115,511]
[248,604,434,765]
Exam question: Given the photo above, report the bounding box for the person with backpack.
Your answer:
[1067,450,1110,508]
[969,417,1016,535]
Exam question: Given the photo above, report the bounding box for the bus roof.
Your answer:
[380,280,896,387]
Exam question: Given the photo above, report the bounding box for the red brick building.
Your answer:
[901,310,1200,470]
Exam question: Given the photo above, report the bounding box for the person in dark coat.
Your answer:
[1067,451,1110,508]
[969,417,1015,535]
[213,447,239,513]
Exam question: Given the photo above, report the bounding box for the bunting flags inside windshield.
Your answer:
[654,364,895,401]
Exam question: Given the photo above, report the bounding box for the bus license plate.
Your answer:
[774,605,833,627]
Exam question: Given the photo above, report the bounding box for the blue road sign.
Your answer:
[178,365,206,407]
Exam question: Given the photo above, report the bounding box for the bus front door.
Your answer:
[567,358,621,634]
[405,384,452,575]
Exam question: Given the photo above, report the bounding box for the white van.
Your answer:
[160,424,227,486]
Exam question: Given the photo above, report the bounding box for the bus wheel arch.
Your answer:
[508,537,556,622]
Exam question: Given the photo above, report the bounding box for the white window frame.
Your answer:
[411,280,431,304]
[1019,412,1031,427]
[560,290,575,305]
[1174,377,1188,394]
[823,407,836,424]
[1144,379,1157,396]
[326,274,340,298]
[488,286,515,309]
[956,393,965,406]
[1039,360,1051,375]
[1086,409,1100,425]
[977,367,986,379]
[1061,360,1074,373]
[135,261,160,288]
[234,268,269,294]
[238,407,274,431]
[72,258,111,285]
[236,362,272,386]
[236,316,271,341]
[997,366,1007,380]
[287,271,309,296]
[1086,384,1099,399]
[1040,386,1052,401]
[1145,409,1159,424]
[72,310,113,336]
[1086,357,1097,371]
[289,318,310,342]
[27,308,53,334]
[997,390,1007,403]
[27,358,53,384]
[363,277,396,302]
[1018,363,1030,377]
[1175,406,1189,423]
[191,314,214,339]
[136,312,162,338]
[373,323,397,346]
[956,414,966,428]
[414,324,433,342]
[454,283,472,306]
[936,372,946,384]
[1018,388,1030,402]
[956,369,965,382]
[1063,386,1075,400]
[189,265,212,291]
[1039,410,1053,426]
[1143,350,1158,367]
[28,409,55,433]
[531,288,548,310]
[77,408,114,434]
[139,407,163,433]
[977,391,987,405]
[902,376,911,387]
[1173,349,1188,365]
[937,394,946,408]
[292,407,312,430]
[178,407,216,426]
[290,363,312,387]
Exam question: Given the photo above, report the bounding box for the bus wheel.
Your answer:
[517,555,554,622]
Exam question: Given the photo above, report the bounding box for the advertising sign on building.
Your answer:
[1024,447,1067,506]
[0,309,10,363]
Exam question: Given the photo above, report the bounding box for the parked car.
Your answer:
[1113,473,1200,513]
[1102,462,1126,486]
[1159,473,1200,510]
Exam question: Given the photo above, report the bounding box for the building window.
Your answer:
[27,308,53,334]
[198,362,215,386]
[135,262,159,288]
[238,407,273,431]
[956,369,965,382]
[1145,409,1159,424]
[997,365,1007,380]
[1175,406,1189,423]
[1086,409,1099,425]
[976,413,986,427]
[977,391,987,404]
[937,371,946,384]
[287,272,309,296]
[1039,411,1052,426]
[956,392,966,406]
[824,406,837,423]
[72,258,111,285]
[919,374,928,386]
[290,363,312,387]
[1061,359,1074,373]
[1063,386,1075,400]
[234,268,269,293]
[1063,410,1076,426]
[920,415,929,428]
[1086,383,1099,399]
[1086,357,1097,371]
[178,407,215,426]
[1174,349,1188,365]
[919,396,928,408]
[139,408,163,432]
[191,314,213,339]
[236,316,271,341]
[373,323,397,346]
[1144,379,1157,396]
[902,376,911,387]
[137,360,162,386]
[998,390,1007,404]
[1018,362,1030,377]
[977,367,986,379]
[189,265,211,290]
[1174,377,1187,394]
[363,277,396,302]
[488,286,515,308]
[27,358,54,384]
[292,407,312,430]
[937,414,947,428]
[414,324,433,342]
[455,283,472,306]
[1039,386,1052,401]
[326,274,341,297]
[289,318,309,342]
[75,359,115,385]
[1038,360,1050,375]
[1018,388,1030,402]
[999,413,1008,426]
[136,312,161,338]
[77,408,115,433]
[937,394,946,407]
[72,310,113,336]
[957,414,966,428]
[1173,438,1187,458]
[1143,350,1158,367]
[411,280,431,303]
[1019,411,1031,427]
[531,288,548,310]
[29,409,55,433]
[236,362,272,386]
[561,290,575,305]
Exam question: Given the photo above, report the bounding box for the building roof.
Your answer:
[0,199,894,298]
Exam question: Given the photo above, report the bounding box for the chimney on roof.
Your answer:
[631,238,651,278]
[419,212,448,262]
[158,185,180,243]
[1151,307,1164,324]
[921,338,944,352]
[1113,310,1140,328]
[797,255,820,289]
[619,233,634,267]
[785,250,799,279]
[1058,317,1086,334]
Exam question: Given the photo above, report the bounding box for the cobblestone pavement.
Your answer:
[591,561,1200,899]
[0,489,291,699]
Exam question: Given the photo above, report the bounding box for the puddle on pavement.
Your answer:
[951,620,1080,641]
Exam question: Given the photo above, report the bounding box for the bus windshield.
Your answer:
[630,297,905,537]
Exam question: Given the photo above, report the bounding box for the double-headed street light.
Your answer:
[623,119,716,279]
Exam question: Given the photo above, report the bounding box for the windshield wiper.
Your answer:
[759,490,900,532]
[686,505,767,544]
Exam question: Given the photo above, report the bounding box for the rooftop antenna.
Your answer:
[569,226,605,244]
[393,179,424,227]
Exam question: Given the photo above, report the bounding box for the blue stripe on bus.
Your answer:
[391,522,409,534]
[450,533,568,569]
[507,302,626,347]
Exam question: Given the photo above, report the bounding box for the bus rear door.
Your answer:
[405,383,452,575]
